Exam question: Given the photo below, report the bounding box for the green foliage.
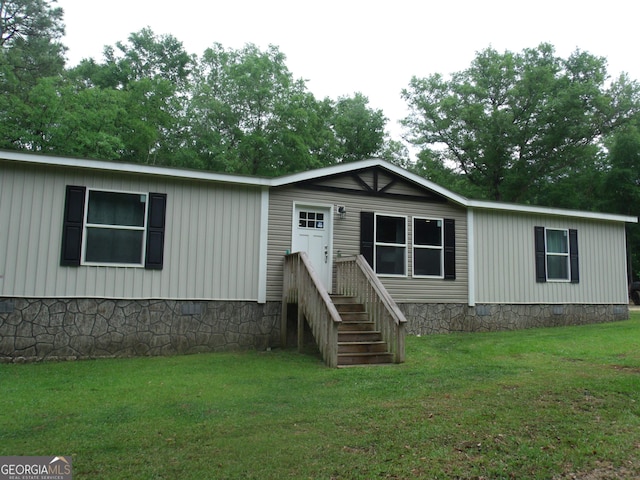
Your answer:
[601,119,640,278]
[332,92,386,163]
[0,0,67,151]
[1,2,392,174]
[2,317,640,478]
[187,43,311,174]
[402,43,640,203]
[0,0,66,84]
[66,28,194,163]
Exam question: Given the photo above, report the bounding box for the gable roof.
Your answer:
[273,158,637,223]
[1,149,636,224]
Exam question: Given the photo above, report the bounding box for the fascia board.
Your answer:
[271,158,471,206]
[0,150,271,187]
[467,200,638,224]
[270,158,383,186]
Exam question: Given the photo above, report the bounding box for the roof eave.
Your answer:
[468,199,638,223]
[271,158,471,206]
[3,150,636,224]
[0,150,271,187]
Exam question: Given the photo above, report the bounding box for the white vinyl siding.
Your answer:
[0,162,262,300]
[473,209,629,304]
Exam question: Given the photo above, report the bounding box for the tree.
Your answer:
[0,0,67,151]
[332,92,386,163]
[186,43,337,175]
[68,28,194,163]
[600,120,640,280]
[401,44,640,203]
[377,137,411,169]
[0,0,66,84]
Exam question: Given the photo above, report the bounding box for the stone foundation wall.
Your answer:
[0,298,281,363]
[401,303,630,335]
[0,298,630,362]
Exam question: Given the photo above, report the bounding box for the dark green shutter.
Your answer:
[360,211,374,268]
[145,193,167,270]
[534,226,546,283]
[60,185,86,266]
[569,229,579,283]
[444,218,456,280]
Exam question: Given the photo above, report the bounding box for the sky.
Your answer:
[56,0,640,144]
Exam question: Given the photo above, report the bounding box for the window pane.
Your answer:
[88,191,146,227]
[376,246,405,275]
[85,228,144,264]
[298,210,325,229]
[546,230,568,254]
[414,219,442,246]
[547,255,569,280]
[376,216,405,244]
[414,248,442,276]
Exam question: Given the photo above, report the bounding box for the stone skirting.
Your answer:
[0,298,281,363]
[400,303,630,335]
[0,298,630,362]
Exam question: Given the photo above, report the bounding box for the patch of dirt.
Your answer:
[554,459,640,479]
[611,364,640,374]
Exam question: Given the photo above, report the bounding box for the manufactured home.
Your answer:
[0,151,635,366]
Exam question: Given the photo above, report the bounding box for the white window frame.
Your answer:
[374,213,407,277]
[545,228,570,282]
[81,188,149,267]
[412,217,444,279]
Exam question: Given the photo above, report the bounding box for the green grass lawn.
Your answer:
[1,315,639,479]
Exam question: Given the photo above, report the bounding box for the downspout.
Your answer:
[257,186,269,303]
[467,208,476,307]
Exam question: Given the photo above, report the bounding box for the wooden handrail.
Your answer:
[282,252,341,367]
[335,255,407,363]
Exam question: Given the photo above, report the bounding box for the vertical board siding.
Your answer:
[267,185,468,303]
[0,162,262,300]
[473,210,629,304]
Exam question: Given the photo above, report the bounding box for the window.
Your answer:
[413,217,443,277]
[360,212,455,280]
[534,226,579,283]
[375,214,406,275]
[545,229,569,280]
[84,190,148,265]
[298,210,325,229]
[60,185,167,269]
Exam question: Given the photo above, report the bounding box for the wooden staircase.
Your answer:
[332,295,394,366]
[282,252,406,368]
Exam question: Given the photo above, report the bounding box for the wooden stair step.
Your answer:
[330,295,358,303]
[338,311,369,321]
[331,295,394,366]
[338,321,375,331]
[331,296,366,313]
[338,331,382,342]
[338,341,389,354]
[338,352,394,366]
[334,303,365,313]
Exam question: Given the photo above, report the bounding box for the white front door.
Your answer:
[292,204,333,291]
